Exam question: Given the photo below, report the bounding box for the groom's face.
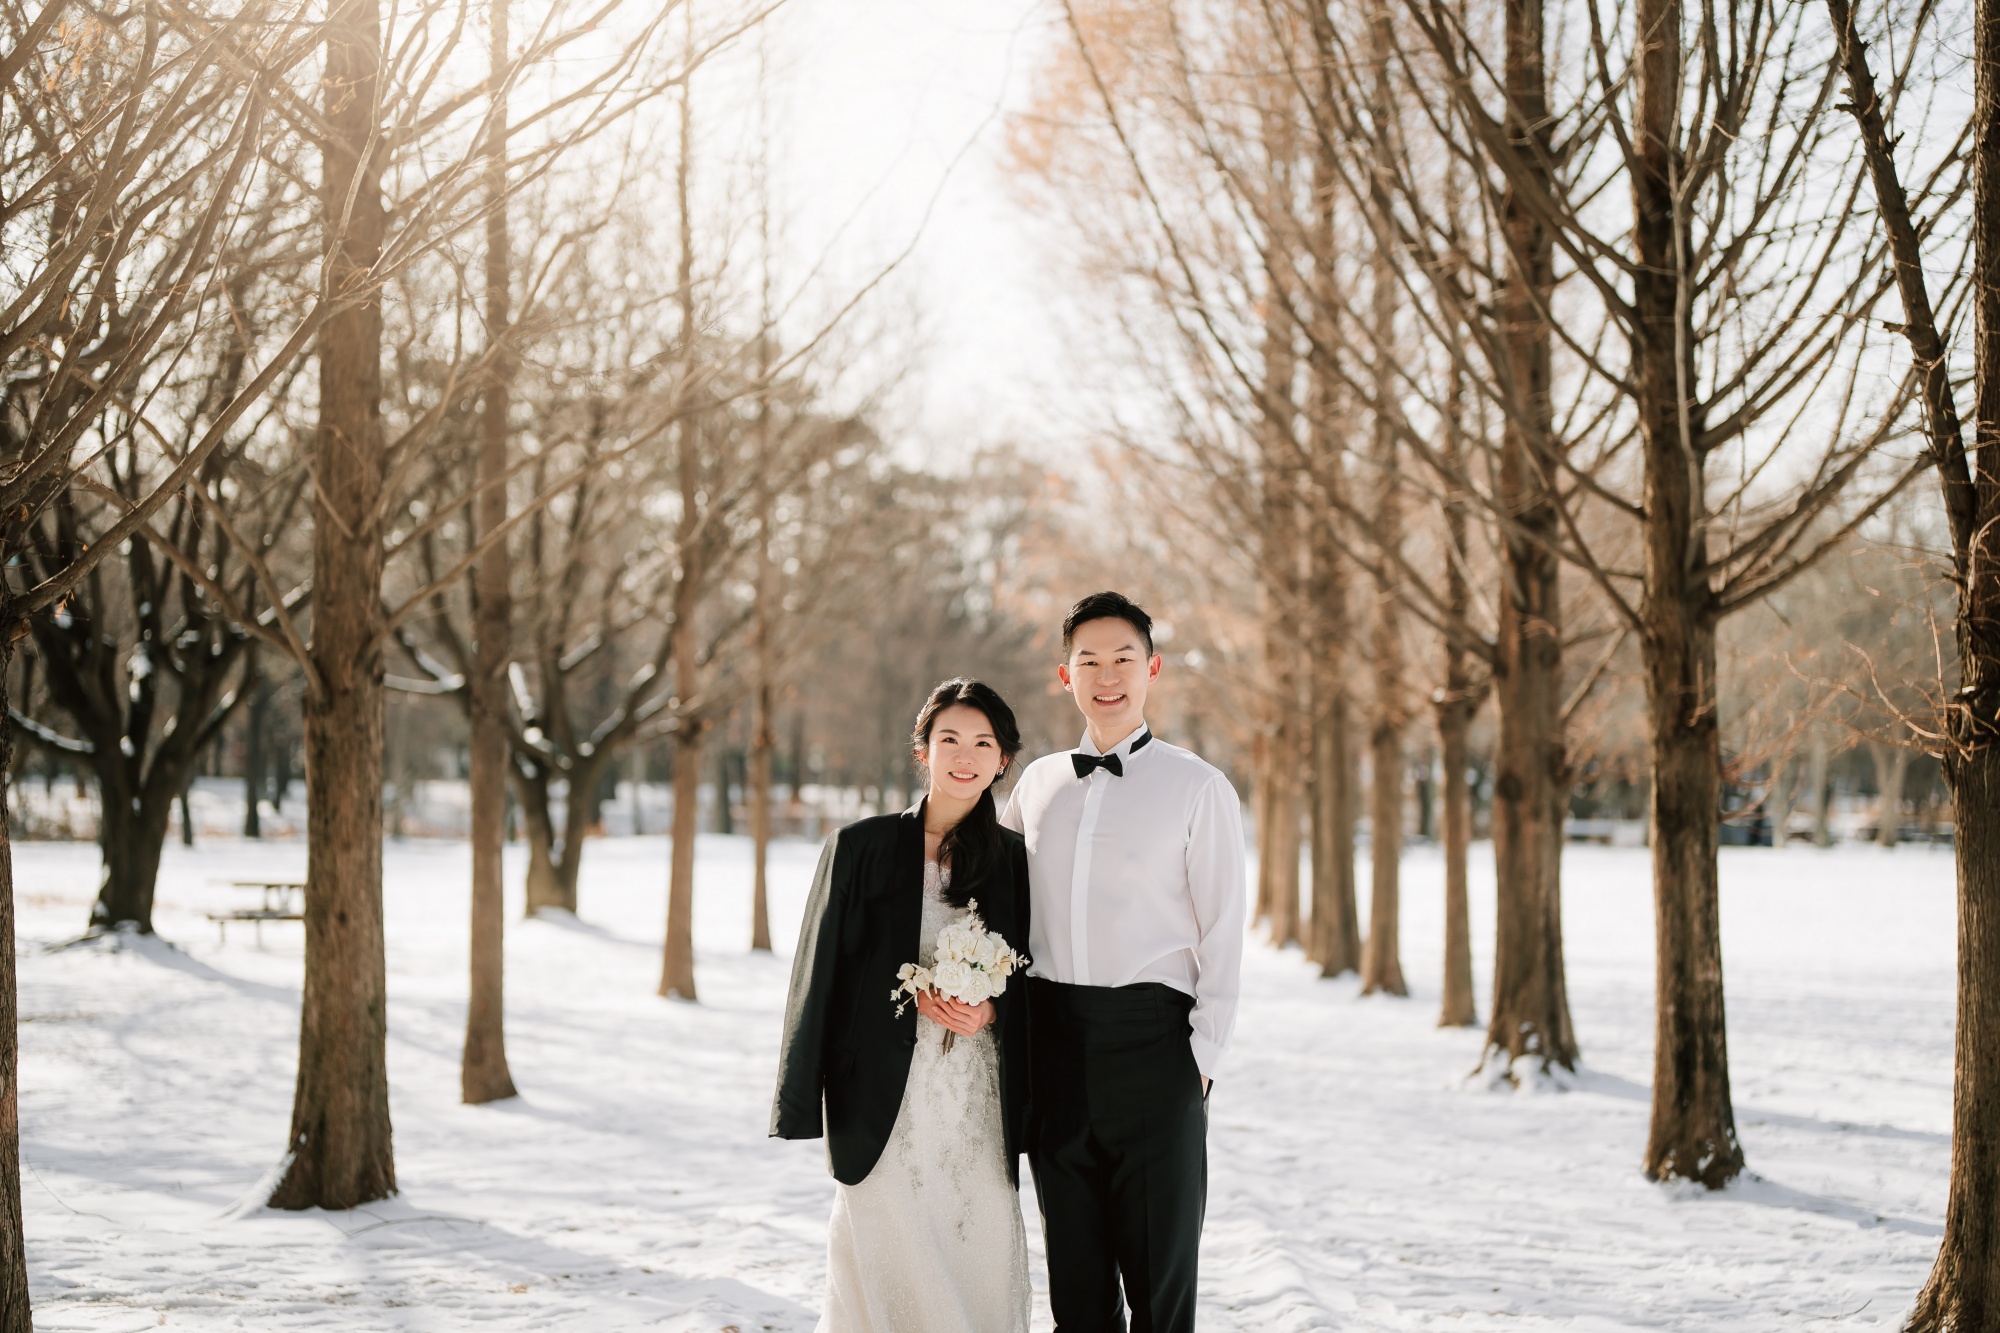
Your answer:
[1058,617,1161,738]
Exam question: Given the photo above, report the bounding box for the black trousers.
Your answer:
[1029,977,1207,1333]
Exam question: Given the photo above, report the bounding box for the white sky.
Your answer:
[758,0,1083,462]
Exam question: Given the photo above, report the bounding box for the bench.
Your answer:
[206,880,305,945]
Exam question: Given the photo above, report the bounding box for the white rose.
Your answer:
[933,959,973,998]
[971,934,998,967]
[960,968,993,1005]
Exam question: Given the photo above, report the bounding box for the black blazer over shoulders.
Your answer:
[770,798,1032,1187]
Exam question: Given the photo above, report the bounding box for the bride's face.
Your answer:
[922,704,1006,802]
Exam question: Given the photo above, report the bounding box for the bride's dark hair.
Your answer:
[911,678,1023,908]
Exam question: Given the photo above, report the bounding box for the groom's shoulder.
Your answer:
[1147,737,1230,786]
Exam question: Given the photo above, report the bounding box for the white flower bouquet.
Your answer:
[891,899,1023,1051]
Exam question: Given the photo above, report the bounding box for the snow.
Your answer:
[14,833,1953,1330]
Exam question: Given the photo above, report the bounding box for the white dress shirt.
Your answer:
[1000,724,1247,1079]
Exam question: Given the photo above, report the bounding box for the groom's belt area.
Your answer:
[1028,977,1193,1029]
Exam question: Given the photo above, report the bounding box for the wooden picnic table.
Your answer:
[206,879,306,945]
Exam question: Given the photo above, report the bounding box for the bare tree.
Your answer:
[1822,0,1993,1315]
[0,1,326,1305]
[463,0,519,1108]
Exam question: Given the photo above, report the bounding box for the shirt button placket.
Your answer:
[1070,771,1103,987]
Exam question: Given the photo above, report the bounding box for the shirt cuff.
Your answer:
[1189,1029,1225,1082]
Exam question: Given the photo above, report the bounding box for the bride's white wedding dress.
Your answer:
[818,862,1030,1333]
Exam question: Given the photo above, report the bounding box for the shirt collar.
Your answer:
[1079,724,1153,760]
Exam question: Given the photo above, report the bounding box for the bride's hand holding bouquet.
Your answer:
[893,901,1023,1050]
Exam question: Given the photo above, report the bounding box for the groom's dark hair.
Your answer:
[1062,591,1155,657]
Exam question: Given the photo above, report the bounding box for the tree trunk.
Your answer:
[1640,608,1740,1186]
[1255,122,1302,949]
[713,742,735,835]
[1908,0,2000,1306]
[555,750,610,908]
[1765,751,1796,846]
[1362,720,1407,995]
[517,771,571,915]
[1309,670,1359,975]
[0,642,32,1331]
[1481,0,1578,1079]
[1629,0,1741,1189]
[1358,6,1404,997]
[1304,0,1359,981]
[750,679,774,952]
[1911,740,2000,1329]
[462,0,518,1108]
[1252,731,1274,927]
[658,39,702,1003]
[1809,728,1833,846]
[268,0,396,1211]
[243,672,268,838]
[1438,694,1477,1027]
[1872,739,1911,848]
[1437,285,1478,1028]
[1270,725,1302,948]
[660,731,703,998]
[86,756,173,933]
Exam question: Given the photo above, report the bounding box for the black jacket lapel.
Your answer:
[894,797,926,956]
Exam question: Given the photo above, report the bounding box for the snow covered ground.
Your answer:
[13,833,1953,1330]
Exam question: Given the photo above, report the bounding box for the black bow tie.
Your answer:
[1072,732,1151,780]
[1073,752,1123,779]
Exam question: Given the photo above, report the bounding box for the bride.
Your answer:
[770,677,1032,1333]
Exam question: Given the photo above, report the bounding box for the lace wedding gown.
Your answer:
[818,862,1030,1333]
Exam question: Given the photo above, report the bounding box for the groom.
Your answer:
[1002,591,1245,1333]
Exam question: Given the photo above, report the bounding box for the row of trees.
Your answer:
[1016,0,1991,1322]
[0,0,1031,1323]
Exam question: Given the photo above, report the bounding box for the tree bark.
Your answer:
[1632,0,1740,1188]
[660,730,703,998]
[91,795,173,932]
[268,0,396,1211]
[1309,647,1359,975]
[1909,0,2000,1306]
[1252,731,1274,927]
[1358,2,1405,998]
[713,742,735,835]
[243,670,268,839]
[658,32,702,1003]
[462,0,518,1107]
[1362,717,1407,995]
[1304,0,1360,979]
[1438,692,1477,1026]
[1809,728,1833,847]
[1258,197,1302,949]
[1871,739,1911,848]
[1821,0,2000,1307]
[750,689,773,952]
[1640,604,1739,1185]
[0,642,33,1332]
[554,750,613,905]
[749,301,775,953]
[1481,0,1577,1077]
[517,777,572,915]
[1911,751,2000,1330]
[1268,717,1302,948]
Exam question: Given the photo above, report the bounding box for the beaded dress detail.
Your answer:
[817,861,1029,1333]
